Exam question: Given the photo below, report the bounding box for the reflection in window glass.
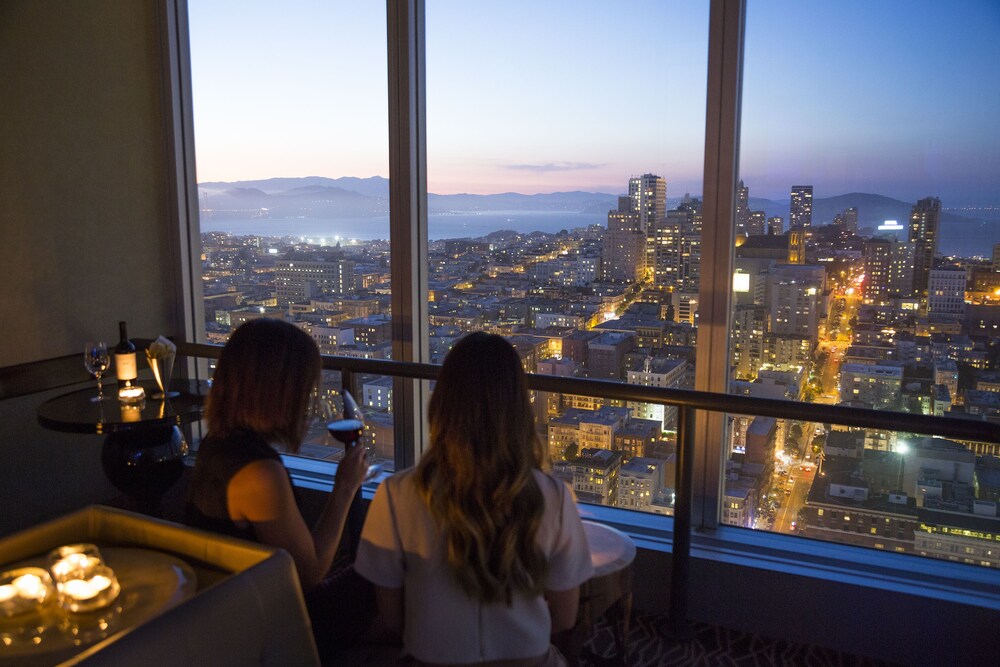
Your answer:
[427,1,708,513]
[188,1,391,465]
[726,1,1000,569]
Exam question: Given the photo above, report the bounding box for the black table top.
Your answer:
[37,379,209,434]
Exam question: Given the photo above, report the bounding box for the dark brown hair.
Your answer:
[204,318,320,452]
[415,332,548,604]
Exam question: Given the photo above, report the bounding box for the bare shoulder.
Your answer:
[228,459,293,522]
[231,458,288,493]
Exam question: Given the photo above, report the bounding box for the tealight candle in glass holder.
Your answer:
[56,565,120,614]
[118,383,145,405]
[48,543,104,580]
[0,567,55,618]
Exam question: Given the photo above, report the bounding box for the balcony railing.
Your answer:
[174,340,1000,628]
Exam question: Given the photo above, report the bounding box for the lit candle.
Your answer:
[61,575,111,601]
[12,574,48,601]
[56,566,120,613]
[0,567,53,617]
[118,384,145,405]
[51,553,102,579]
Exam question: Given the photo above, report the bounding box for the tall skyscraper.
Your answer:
[789,185,813,229]
[908,196,941,296]
[601,198,645,283]
[628,174,667,232]
[768,216,783,235]
[748,210,767,236]
[735,180,750,236]
[842,207,859,234]
[863,237,914,303]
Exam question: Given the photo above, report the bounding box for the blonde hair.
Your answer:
[415,333,548,604]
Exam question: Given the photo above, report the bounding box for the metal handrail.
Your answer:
[177,341,1000,444]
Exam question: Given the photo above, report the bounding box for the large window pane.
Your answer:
[427,0,708,513]
[726,0,1000,568]
[188,1,393,470]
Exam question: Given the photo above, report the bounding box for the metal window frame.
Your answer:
[693,0,745,530]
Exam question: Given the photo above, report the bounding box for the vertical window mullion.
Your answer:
[387,0,430,469]
[694,0,745,530]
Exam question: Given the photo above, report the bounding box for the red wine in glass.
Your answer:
[326,418,364,445]
[327,390,383,480]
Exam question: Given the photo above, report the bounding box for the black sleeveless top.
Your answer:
[185,430,293,542]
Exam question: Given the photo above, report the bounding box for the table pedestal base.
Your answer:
[100,426,188,515]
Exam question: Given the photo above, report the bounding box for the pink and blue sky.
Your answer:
[189,0,1000,205]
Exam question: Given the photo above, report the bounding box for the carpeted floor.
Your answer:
[581,611,899,667]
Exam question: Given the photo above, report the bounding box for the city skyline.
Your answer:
[189,1,1000,205]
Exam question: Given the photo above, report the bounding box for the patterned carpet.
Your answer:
[581,611,899,667]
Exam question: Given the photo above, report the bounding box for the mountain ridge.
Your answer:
[198,177,979,227]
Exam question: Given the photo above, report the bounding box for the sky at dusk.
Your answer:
[189,1,1000,205]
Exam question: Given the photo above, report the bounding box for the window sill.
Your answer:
[283,456,1000,612]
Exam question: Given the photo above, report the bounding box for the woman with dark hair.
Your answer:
[186,318,371,660]
[356,332,593,666]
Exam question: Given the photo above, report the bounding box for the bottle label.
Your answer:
[115,353,137,381]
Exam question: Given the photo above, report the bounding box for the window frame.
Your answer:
[165,0,1000,616]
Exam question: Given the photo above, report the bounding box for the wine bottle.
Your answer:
[114,321,137,389]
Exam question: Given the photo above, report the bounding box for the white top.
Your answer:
[356,468,594,664]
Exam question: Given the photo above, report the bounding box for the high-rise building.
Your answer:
[628,173,667,232]
[735,179,750,236]
[768,216,783,235]
[927,268,967,320]
[863,237,914,304]
[909,196,941,296]
[748,210,767,236]
[842,207,859,234]
[601,202,645,283]
[766,264,825,346]
[790,185,813,229]
[649,197,701,293]
[275,253,356,304]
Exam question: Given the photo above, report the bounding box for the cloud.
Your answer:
[504,161,608,173]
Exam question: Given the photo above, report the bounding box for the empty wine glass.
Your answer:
[84,342,111,402]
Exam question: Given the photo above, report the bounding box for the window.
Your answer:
[188,1,395,470]
[720,0,1000,568]
[424,0,708,515]
[179,1,999,572]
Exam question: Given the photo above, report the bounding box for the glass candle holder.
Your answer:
[0,567,55,618]
[118,384,146,405]
[48,544,104,580]
[56,565,120,614]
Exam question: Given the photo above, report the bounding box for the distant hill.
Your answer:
[197,178,979,231]
[198,176,618,219]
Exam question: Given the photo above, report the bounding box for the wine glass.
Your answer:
[319,390,382,481]
[84,342,111,402]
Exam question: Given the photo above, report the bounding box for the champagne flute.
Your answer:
[84,342,111,402]
[321,390,382,481]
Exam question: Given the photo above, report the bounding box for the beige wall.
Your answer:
[0,0,182,367]
[0,1,185,532]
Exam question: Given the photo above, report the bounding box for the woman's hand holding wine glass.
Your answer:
[84,342,110,402]
[319,390,383,482]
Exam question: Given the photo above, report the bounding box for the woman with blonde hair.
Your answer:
[186,318,372,661]
[356,332,592,666]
